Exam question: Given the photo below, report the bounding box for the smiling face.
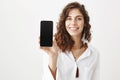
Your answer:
[65,8,84,38]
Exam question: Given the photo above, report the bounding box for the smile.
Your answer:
[69,27,79,31]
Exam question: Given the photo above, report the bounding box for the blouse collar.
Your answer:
[65,45,91,62]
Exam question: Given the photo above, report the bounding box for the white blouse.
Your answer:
[42,44,99,80]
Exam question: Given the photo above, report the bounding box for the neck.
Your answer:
[72,36,83,49]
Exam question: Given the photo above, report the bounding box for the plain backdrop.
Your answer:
[0,0,120,80]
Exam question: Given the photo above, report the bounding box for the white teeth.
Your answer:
[69,27,79,30]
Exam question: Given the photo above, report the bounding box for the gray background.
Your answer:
[0,0,120,80]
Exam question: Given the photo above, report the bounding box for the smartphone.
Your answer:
[40,21,53,47]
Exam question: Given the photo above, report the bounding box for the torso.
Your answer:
[57,44,99,80]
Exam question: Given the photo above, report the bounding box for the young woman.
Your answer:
[40,2,99,80]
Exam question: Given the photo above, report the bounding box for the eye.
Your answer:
[77,17,82,20]
[66,17,72,21]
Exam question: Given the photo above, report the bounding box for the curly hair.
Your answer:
[55,2,91,52]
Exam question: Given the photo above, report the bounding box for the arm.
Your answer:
[48,55,58,79]
[93,63,100,80]
[93,52,100,80]
[42,53,57,80]
[40,40,59,80]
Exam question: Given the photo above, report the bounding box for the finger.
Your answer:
[40,47,50,52]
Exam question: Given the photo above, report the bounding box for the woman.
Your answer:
[40,1,99,80]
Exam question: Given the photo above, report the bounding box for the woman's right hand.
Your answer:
[40,40,59,58]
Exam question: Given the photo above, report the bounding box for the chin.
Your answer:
[69,33,80,37]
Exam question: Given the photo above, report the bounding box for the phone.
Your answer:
[40,20,53,47]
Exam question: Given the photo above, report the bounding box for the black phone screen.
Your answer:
[40,21,53,47]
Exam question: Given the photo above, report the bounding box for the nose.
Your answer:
[71,19,76,25]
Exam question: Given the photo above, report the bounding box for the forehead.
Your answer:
[68,8,83,16]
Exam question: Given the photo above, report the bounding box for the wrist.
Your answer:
[49,52,58,58]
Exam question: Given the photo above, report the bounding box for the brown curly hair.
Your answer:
[55,2,91,52]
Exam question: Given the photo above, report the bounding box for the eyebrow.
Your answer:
[67,15,83,17]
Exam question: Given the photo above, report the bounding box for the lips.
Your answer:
[69,27,79,31]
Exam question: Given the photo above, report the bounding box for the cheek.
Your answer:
[81,24,84,29]
[79,22,84,28]
[65,21,69,28]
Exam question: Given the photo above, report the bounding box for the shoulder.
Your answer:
[88,44,99,55]
[87,44,100,68]
[87,44,100,60]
